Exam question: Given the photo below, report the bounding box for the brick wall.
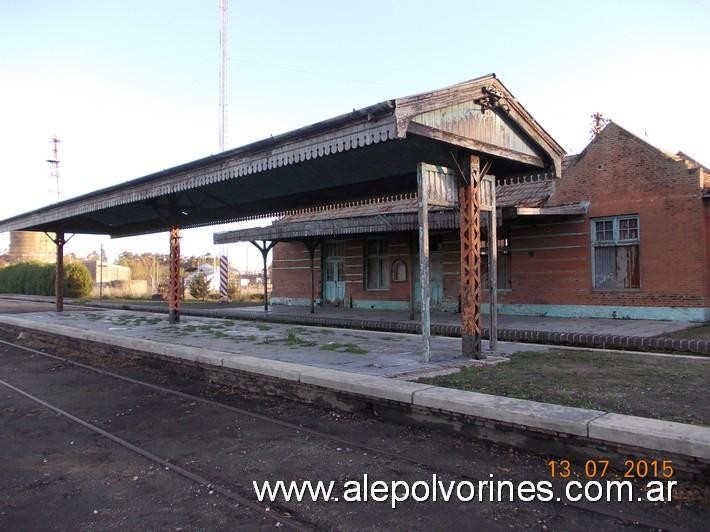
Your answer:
[537,123,708,309]
[271,242,322,301]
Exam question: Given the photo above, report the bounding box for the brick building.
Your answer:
[246,122,708,322]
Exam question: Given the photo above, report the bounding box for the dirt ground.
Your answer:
[2,334,709,530]
[420,349,710,426]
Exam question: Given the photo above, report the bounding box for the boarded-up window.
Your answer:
[391,259,407,282]
[592,216,640,289]
[365,239,388,290]
[482,235,512,290]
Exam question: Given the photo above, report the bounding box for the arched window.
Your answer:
[391,259,407,282]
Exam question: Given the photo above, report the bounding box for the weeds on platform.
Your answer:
[320,342,368,355]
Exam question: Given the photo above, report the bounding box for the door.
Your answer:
[324,257,345,304]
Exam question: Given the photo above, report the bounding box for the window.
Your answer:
[592,216,640,289]
[365,239,388,290]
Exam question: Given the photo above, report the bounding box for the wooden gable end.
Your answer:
[410,100,539,158]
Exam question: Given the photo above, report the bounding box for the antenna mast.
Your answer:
[219,0,229,152]
[46,135,61,201]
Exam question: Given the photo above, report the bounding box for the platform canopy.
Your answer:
[0,74,563,238]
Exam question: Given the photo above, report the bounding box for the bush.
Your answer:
[0,261,93,298]
[63,262,93,298]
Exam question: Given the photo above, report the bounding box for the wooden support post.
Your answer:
[488,208,498,351]
[459,155,484,359]
[250,240,276,312]
[55,231,65,313]
[417,163,431,362]
[168,225,181,324]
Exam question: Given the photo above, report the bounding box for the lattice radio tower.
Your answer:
[47,135,61,201]
[219,0,229,152]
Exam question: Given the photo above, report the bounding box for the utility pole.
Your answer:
[46,135,61,201]
[219,0,229,152]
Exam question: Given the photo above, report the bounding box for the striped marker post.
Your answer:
[219,255,229,301]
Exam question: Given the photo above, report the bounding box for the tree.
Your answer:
[189,272,210,301]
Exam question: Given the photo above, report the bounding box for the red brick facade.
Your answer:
[271,123,710,321]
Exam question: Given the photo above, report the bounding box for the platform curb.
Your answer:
[1,314,709,463]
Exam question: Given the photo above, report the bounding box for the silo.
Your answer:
[8,231,56,263]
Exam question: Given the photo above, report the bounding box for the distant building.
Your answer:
[82,260,131,284]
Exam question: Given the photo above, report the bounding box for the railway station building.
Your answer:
[217,122,710,322]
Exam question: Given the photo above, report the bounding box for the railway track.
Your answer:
[0,337,701,531]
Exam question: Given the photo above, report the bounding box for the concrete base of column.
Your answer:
[462,334,485,360]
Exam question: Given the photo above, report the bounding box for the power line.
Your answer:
[231,58,406,90]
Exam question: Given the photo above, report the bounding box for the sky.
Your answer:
[1,0,709,271]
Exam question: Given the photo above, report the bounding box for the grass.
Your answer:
[284,329,317,347]
[320,342,368,355]
[419,349,710,426]
[660,323,710,341]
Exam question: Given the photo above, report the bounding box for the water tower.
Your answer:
[6,136,60,264]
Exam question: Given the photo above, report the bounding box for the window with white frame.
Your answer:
[365,239,389,290]
[591,215,640,289]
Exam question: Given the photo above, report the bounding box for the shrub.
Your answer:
[0,261,93,297]
[63,262,93,298]
[0,262,54,295]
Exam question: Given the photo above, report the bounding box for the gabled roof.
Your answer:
[0,74,564,238]
[567,121,708,173]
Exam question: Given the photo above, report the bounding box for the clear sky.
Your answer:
[1,0,708,270]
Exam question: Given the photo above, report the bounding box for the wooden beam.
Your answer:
[459,155,484,359]
[515,204,588,216]
[408,122,545,168]
[417,163,432,362]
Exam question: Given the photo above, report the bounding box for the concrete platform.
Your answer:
[3,295,706,355]
[0,306,527,378]
[0,306,709,465]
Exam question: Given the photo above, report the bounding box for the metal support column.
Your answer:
[302,240,319,314]
[168,225,181,324]
[250,240,276,312]
[459,155,484,359]
[417,163,431,362]
[55,231,65,313]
